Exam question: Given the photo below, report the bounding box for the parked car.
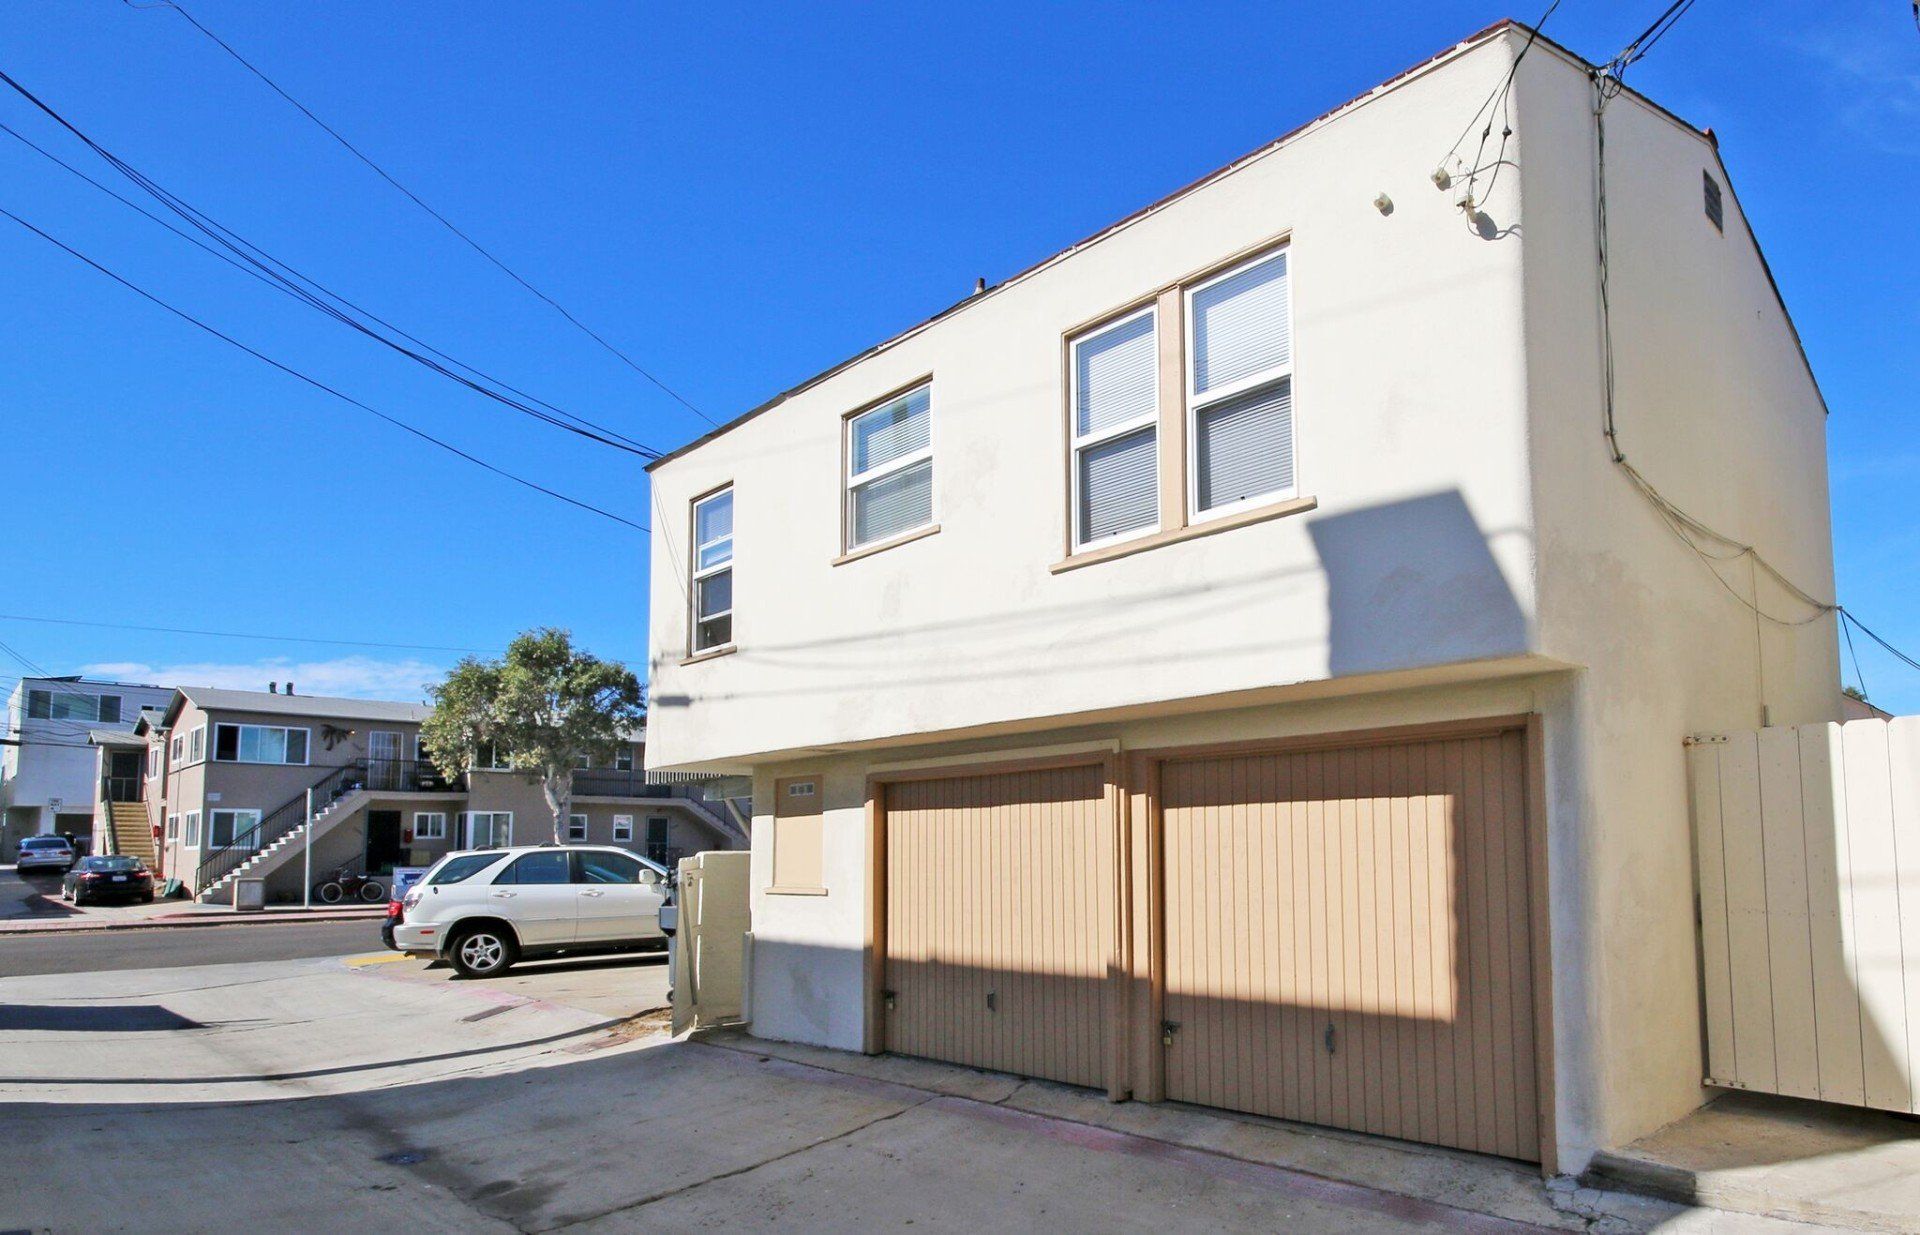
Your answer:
[381,897,403,951]
[62,855,155,905]
[394,845,669,978]
[15,835,76,875]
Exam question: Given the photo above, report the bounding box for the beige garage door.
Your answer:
[1161,730,1540,1160]
[883,764,1110,1088]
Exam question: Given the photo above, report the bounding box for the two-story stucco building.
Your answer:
[643,23,1841,1175]
[1,675,174,860]
[127,685,744,902]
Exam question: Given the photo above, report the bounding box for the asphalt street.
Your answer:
[0,919,380,976]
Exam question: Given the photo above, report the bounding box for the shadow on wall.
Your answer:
[1306,489,1529,679]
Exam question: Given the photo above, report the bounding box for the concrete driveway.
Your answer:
[0,941,1824,1234]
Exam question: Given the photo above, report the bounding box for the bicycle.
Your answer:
[314,865,388,904]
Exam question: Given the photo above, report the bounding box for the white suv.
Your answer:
[394,845,669,978]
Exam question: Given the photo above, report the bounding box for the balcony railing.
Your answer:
[361,758,464,794]
[571,769,675,798]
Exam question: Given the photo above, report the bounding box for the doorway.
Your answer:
[365,810,404,875]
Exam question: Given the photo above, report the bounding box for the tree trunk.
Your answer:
[542,769,574,846]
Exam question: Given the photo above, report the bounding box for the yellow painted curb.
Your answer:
[345,952,411,967]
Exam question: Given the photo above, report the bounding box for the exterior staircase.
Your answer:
[106,802,155,866]
[196,787,371,905]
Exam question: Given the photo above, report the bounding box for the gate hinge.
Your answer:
[1683,733,1729,747]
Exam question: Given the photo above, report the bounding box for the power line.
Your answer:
[1604,0,1701,80]
[123,0,719,429]
[0,612,491,654]
[0,202,650,533]
[0,67,662,460]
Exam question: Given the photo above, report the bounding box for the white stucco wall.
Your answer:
[1511,48,1840,1164]
[646,31,1539,772]
[645,25,1842,1177]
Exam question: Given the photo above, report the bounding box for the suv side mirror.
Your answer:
[640,867,662,887]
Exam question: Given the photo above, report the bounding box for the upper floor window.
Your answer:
[614,747,634,771]
[188,724,207,764]
[27,689,121,723]
[213,723,308,765]
[473,740,512,771]
[691,486,734,653]
[1186,248,1294,519]
[844,384,934,552]
[1070,306,1160,549]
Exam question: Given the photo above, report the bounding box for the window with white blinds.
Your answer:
[1070,306,1159,548]
[845,384,934,551]
[691,487,734,652]
[1187,248,1295,518]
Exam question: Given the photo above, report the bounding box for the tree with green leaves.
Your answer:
[421,628,646,845]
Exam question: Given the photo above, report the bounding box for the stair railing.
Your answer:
[195,761,367,893]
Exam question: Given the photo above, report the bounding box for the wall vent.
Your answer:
[1703,171,1724,233]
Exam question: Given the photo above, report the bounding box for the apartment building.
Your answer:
[643,24,1840,1174]
[1,675,173,861]
[122,685,743,902]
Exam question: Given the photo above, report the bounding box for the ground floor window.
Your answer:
[183,811,202,847]
[612,814,633,842]
[461,812,511,848]
[568,813,589,842]
[208,809,262,849]
[413,812,446,841]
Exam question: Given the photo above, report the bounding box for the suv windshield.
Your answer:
[20,837,71,851]
[427,854,503,886]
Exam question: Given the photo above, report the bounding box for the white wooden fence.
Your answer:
[1689,717,1920,1112]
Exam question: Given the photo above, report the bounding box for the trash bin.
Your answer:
[233,878,266,911]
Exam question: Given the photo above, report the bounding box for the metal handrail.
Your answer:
[194,762,365,892]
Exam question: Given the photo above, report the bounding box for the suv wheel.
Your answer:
[448,926,517,979]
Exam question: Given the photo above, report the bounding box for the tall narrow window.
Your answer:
[691,487,734,653]
[845,384,934,551]
[1187,247,1295,519]
[1070,307,1160,549]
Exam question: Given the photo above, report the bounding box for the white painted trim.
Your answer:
[1069,304,1161,552]
[1183,244,1299,524]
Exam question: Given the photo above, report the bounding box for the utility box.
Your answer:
[232,878,267,912]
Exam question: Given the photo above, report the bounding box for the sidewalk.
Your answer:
[0,900,385,935]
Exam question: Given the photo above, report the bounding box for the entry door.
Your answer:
[1159,730,1539,1161]
[106,750,143,802]
[364,810,404,875]
[368,731,403,790]
[883,763,1111,1089]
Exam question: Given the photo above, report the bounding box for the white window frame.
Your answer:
[1069,304,1161,552]
[461,811,513,848]
[614,747,634,772]
[170,734,185,769]
[208,808,262,850]
[413,811,447,841]
[690,485,735,654]
[166,814,179,841]
[567,813,589,842]
[612,814,634,842]
[843,383,936,553]
[147,747,160,777]
[187,724,207,765]
[183,811,202,847]
[1183,246,1298,524]
[212,723,309,766]
[471,741,512,772]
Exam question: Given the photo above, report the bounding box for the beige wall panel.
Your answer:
[883,763,1108,1089]
[1160,730,1537,1160]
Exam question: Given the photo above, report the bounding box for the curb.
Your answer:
[0,908,385,936]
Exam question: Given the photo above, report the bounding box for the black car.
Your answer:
[62,856,156,905]
[381,896,403,950]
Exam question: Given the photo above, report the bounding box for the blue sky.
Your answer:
[1,3,1914,710]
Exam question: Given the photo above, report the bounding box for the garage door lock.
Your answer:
[882,989,896,1011]
[1161,1019,1181,1046]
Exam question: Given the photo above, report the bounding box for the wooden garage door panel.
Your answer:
[1161,731,1537,1160]
[884,765,1108,1089]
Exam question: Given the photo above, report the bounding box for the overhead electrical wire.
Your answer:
[123,0,719,428]
[0,66,662,460]
[0,202,650,533]
[0,612,493,654]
